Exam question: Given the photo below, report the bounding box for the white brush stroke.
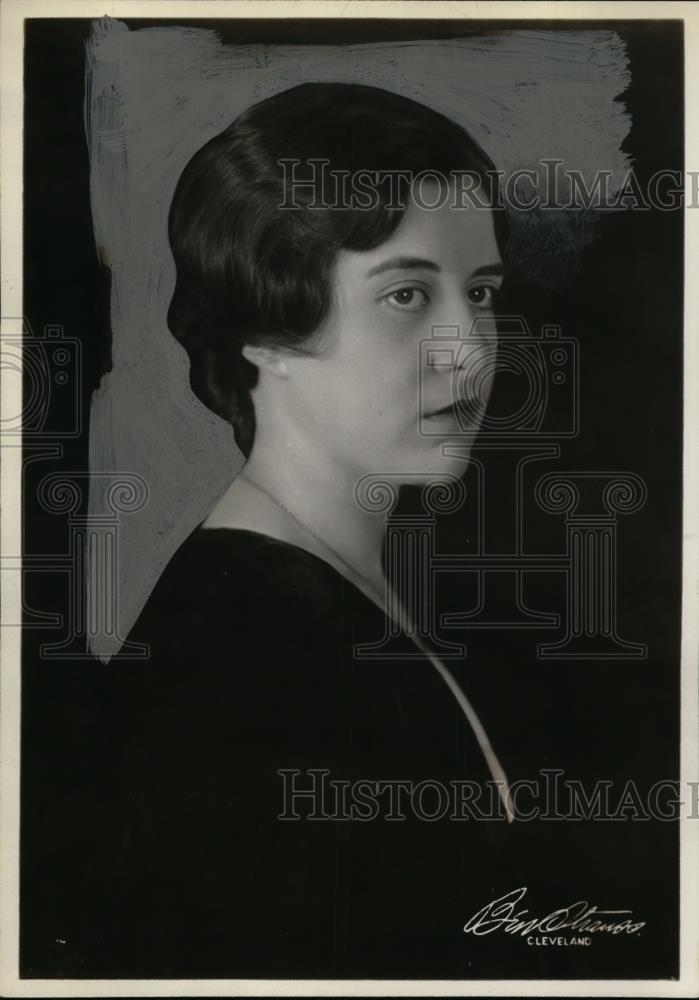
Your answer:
[83,19,631,660]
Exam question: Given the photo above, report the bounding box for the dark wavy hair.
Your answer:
[167,82,502,456]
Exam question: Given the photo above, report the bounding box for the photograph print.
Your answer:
[6,3,693,991]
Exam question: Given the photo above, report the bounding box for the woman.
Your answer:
[69,83,548,979]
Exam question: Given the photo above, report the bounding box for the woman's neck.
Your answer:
[202,434,390,598]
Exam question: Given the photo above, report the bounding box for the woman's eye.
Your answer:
[385,287,429,312]
[466,284,499,308]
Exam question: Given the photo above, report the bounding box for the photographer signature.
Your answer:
[463,887,645,937]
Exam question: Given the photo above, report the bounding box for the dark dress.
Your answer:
[21,524,678,980]
[51,524,548,979]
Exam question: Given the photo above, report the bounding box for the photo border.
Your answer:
[1,2,697,996]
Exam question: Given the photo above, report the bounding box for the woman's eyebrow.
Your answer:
[366,256,439,277]
[366,258,504,279]
[471,263,504,278]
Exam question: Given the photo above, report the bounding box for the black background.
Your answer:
[21,18,683,980]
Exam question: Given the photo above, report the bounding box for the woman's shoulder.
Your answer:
[125,525,350,660]
[118,525,355,749]
[167,524,337,588]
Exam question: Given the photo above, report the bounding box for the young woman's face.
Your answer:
[283,185,502,483]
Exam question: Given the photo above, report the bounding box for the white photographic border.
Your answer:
[1,2,697,996]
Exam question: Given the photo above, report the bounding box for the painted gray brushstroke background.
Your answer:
[84,19,632,661]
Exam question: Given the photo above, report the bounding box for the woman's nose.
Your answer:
[424,314,498,372]
[430,289,497,345]
[422,307,498,420]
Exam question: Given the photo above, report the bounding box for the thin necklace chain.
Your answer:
[238,469,515,822]
[240,471,387,604]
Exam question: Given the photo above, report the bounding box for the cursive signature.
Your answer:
[463,887,645,937]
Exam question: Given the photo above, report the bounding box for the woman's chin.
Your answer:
[421,438,475,477]
[370,451,473,486]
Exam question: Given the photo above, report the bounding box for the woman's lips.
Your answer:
[423,398,481,420]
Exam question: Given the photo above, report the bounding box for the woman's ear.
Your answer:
[241,344,289,378]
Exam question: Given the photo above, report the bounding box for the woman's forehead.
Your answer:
[340,196,501,281]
